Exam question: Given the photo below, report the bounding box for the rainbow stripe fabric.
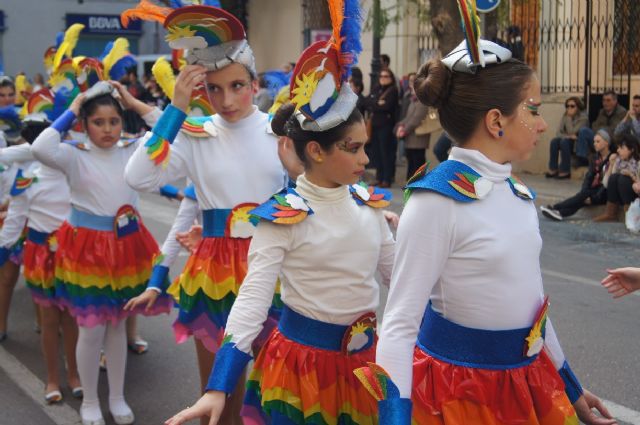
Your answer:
[23,239,58,307]
[411,348,579,425]
[169,236,251,353]
[54,221,173,327]
[242,329,378,425]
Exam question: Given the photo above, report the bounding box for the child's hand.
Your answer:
[123,289,159,312]
[176,225,203,253]
[383,210,400,229]
[172,65,207,113]
[165,391,227,425]
[68,93,87,116]
[110,80,136,110]
[602,267,640,298]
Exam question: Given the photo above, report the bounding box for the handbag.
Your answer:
[415,107,441,136]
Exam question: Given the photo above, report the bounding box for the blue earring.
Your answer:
[498,130,504,137]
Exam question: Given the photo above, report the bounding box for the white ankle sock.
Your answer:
[109,396,133,417]
[80,398,103,422]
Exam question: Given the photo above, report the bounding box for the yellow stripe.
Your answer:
[169,272,241,301]
[55,268,151,289]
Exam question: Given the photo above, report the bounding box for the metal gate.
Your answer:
[511,0,640,119]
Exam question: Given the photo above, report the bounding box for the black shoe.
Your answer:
[544,171,558,178]
[555,173,571,180]
[540,205,563,221]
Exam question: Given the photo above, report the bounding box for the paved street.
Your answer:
[1,173,639,425]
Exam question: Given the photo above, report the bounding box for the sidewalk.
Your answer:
[378,162,640,249]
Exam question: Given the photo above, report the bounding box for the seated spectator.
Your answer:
[540,129,611,221]
[594,133,640,222]
[546,96,588,179]
[576,90,627,166]
[614,94,640,137]
[395,74,429,179]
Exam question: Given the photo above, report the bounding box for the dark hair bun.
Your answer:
[414,59,452,109]
[271,102,296,136]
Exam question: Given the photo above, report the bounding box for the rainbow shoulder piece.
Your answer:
[405,160,486,202]
[250,188,313,225]
[62,139,90,151]
[10,169,38,196]
[350,182,391,208]
[507,175,536,200]
[180,116,216,138]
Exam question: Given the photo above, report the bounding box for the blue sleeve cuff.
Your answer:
[379,398,412,425]
[558,361,584,404]
[159,184,180,200]
[152,104,187,144]
[147,265,170,291]
[0,247,10,267]
[205,343,252,394]
[183,184,197,201]
[51,110,77,133]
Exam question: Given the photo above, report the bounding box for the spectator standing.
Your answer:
[541,129,612,220]
[366,69,398,187]
[594,132,640,221]
[395,76,430,179]
[122,68,147,135]
[576,90,627,166]
[614,94,640,137]
[546,96,588,179]
[254,74,273,113]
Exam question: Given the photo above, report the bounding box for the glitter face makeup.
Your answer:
[335,137,361,153]
[520,98,542,133]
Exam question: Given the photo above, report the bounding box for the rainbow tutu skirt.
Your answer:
[243,305,379,425]
[23,228,60,308]
[412,304,578,425]
[54,207,173,327]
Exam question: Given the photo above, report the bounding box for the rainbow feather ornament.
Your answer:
[121,0,172,27]
[101,38,137,81]
[15,75,33,106]
[44,47,57,75]
[151,57,176,100]
[353,362,400,402]
[144,134,171,167]
[24,88,55,121]
[455,0,483,67]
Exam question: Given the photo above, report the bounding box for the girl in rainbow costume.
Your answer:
[122,2,288,421]
[32,43,173,424]
[164,1,396,424]
[355,2,616,425]
[0,89,84,405]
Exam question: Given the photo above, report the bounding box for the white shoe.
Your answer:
[81,418,105,425]
[540,205,563,221]
[111,411,135,425]
[80,400,105,425]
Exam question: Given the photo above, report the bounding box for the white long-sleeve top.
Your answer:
[224,174,395,354]
[125,106,286,211]
[31,110,160,216]
[0,144,33,206]
[0,163,70,248]
[0,144,34,165]
[377,147,570,398]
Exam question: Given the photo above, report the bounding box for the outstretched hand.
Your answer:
[165,391,226,425]
[573,390,617,425]
[601,267,640,298]
[123,289,159,313]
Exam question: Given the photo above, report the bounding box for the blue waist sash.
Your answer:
[202,208,232,238]
[68,207,114,231]
[27,228,51,246]
[278,304,351,352]
[418,302,543,369]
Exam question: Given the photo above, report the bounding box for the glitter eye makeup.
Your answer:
[520,99,542,133]
[336,137,355,152]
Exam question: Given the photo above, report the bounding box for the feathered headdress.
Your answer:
[0,106,21,141]
[100,38,137,81]
[48,58,80,111]
[21,88,56,124]
[14,75,33,107]
[53,23,86,72]
[121,2,255,75]
[289,0,362,131]
[442,0,512,74]
[76,57,105,92]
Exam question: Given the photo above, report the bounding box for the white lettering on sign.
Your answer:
[88,17,122,31]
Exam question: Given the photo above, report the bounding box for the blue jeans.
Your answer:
[576,128,594,160]
[548,137,573,174]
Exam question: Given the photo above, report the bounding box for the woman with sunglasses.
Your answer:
[546,96,588,179]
